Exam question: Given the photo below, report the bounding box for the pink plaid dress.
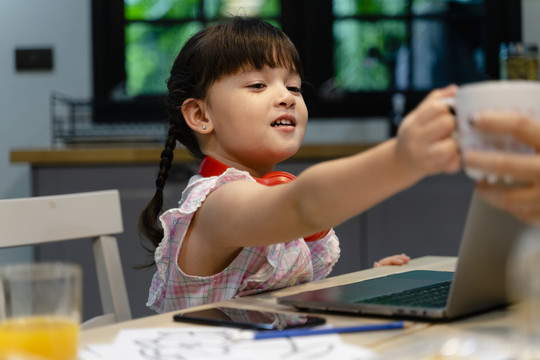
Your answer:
[147,168,341,313]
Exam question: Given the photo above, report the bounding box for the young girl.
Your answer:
[139,17,459,313]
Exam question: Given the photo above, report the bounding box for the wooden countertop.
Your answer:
[10,143,377,166]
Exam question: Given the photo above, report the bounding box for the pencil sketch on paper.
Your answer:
[134,329,337,360]
[81,327,376,360]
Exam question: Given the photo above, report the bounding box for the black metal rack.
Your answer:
[50,92,167,145]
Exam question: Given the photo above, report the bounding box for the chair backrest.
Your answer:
[0,190,132,329]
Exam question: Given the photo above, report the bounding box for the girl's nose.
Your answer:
[277,89,296,108]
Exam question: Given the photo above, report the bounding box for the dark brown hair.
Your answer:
[138,17,304,266]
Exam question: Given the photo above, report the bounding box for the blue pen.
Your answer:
[249,321,411,340]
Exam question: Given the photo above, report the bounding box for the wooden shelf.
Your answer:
[10,144,376,166]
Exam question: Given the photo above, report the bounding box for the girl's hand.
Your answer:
[373,253,410,268]
[396,85,461,179]
[464,112,540,225]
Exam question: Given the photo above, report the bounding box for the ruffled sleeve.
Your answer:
[146,168,254,312]
[307,229,340,280]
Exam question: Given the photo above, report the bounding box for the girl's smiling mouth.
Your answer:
[271,119,295,127]
[271,115,296,127]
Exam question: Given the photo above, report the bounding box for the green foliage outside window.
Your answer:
[125,22,203,96]
[125,0,200,20]
[123,0,484,97]
[333,0,408,16]
[332,0,484,92]
[334,20,407,91]
[124,0,280,96]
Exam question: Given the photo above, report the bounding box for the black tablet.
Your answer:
[173,307,325,331]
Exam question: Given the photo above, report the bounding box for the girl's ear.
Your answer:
[181,98,213,134]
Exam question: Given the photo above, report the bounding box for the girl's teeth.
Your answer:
[272,119,294,126]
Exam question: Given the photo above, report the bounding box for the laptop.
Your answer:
[277,192,527,320]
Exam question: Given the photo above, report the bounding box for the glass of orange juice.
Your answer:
[0,262,82,360]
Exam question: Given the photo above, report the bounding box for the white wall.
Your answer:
[0,0,91,264]
[523,0,540,52]
[0,0,91,200]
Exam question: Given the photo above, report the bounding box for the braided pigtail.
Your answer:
[137,123,179,267]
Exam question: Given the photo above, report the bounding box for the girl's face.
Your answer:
[203,66,308,175]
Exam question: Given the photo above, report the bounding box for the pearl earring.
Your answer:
[202,125,207,131]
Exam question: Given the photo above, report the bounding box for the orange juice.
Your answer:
[0,316,79,360]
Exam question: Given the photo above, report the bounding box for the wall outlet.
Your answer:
[15,48,54,71]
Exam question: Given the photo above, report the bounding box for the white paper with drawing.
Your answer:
[79,327,377,360]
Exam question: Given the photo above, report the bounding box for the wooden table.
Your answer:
[79,256,520,357]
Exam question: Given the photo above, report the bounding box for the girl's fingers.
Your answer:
[417,112,456,141]
[373,254,411,267]
[425,84,458,101]
[423,137,461,174]
[410,94,457,127]
[445,151,462,174]
[402,84,457,128]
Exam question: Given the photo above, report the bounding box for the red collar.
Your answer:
[199,156,296,186]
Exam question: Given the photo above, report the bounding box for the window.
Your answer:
[92,0,521,124]
[123,0,281,97]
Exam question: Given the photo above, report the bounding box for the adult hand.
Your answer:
[464,111,540,225]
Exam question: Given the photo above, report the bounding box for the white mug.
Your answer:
[448,80,540,184]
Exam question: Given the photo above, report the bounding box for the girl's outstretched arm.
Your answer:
[183,86,459,274]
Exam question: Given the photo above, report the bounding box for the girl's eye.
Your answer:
[288,86,302,93]
[248,83,265,89]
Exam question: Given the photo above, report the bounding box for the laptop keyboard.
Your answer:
[355,281,451,308]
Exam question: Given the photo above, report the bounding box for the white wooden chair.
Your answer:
[0,190,132,329]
